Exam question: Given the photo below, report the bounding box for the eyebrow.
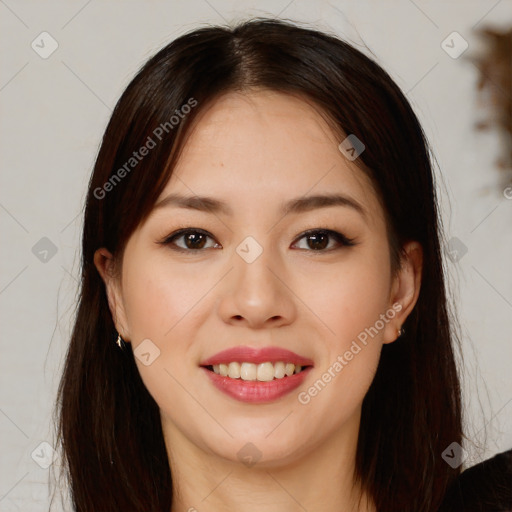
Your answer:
[153,192,367,219]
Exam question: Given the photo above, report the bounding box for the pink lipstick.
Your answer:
[200,346,313,403]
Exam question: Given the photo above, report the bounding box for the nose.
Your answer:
[216,241,297,329]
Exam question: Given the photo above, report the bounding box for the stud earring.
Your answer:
[116,332,126,350]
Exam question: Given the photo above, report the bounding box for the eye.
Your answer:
[159,227,355,253]
[292,229,355,251]
[160,228,220,252]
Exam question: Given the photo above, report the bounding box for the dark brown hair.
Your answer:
[53,17,462,511]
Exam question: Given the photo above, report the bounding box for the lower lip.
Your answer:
[201,366,312,403]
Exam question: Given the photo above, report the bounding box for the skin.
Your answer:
[95,90,422,512]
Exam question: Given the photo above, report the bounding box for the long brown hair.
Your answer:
[53,18,462,511]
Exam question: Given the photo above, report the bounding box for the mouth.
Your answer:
[199,346,314,403]
[199,345,314,377]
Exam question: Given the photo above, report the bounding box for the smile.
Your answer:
[200,346,314,403]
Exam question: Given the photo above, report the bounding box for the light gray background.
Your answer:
[1,1,511,510]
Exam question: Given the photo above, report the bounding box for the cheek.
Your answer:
[305,249,392,344]
[120,250,221,383]
[120,255,209,413]
[122,255,209,341]
[294,246,390,411]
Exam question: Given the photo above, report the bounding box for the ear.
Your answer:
[383,241,423,344]
[94,248,131,343]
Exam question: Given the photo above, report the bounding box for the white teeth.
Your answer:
[228,362,241,379]
[240,362,257,381]
[210,361,307,381]
[274,361,286,379]
[256,362,275,382]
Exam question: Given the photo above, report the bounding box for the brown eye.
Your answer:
[292,229,355,251]
[305,232,329,250]
[162,229,219,251]
[182,232,208,250]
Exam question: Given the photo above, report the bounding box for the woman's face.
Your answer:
[96,90,420,469]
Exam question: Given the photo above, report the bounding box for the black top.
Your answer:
[438,449,512,511]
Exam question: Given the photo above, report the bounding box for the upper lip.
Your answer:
[200,346,314,367]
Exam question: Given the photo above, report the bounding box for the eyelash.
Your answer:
[158,227,356,253]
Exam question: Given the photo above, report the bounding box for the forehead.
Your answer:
[156,90,384,227]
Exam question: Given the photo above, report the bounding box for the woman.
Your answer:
[54,17,466,511]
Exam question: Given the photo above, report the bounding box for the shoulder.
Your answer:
[438,448,512,511]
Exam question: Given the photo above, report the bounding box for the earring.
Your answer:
[116,332,126,350]
[397,326,405,339]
